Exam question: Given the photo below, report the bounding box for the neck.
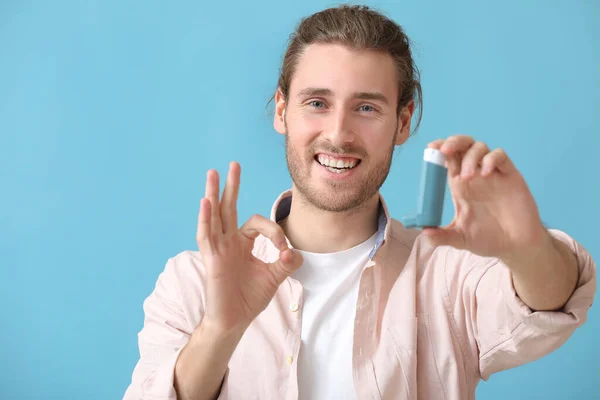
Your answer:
[280,189,380,253]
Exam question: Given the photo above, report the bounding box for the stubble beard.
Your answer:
[284,122,398,214]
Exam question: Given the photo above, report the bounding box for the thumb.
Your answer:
[422,226,466,249]
[268,248,304,284]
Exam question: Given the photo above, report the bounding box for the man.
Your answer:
[123,5,596,400]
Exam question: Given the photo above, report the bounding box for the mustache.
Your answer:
[309,142,368,158]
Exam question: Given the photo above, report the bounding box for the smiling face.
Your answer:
[274,43,414,212]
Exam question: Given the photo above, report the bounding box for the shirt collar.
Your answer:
[269,189,392,260]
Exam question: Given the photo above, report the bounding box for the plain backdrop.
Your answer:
[1,1,598,399]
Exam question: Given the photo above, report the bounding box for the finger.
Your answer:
[240,214,289,251]
[220,162,241,233]
[205,169,223,234]
[446,152,463,179]
[196,198,214,255]
[427,139,445,150]
[440,135,475,155]
[481,148,515,176]
[461,141,489,179]
[268,248,304,285]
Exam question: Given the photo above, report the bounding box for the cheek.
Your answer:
[298,114,325,133]
[355,119,394,142]
[289,115,324,144]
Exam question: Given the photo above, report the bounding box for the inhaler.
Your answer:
[401,148,448,228]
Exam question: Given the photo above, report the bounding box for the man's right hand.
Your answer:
[197,161,303,334]
[174,162,303,400]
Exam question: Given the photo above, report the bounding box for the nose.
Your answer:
[322,108,355,146]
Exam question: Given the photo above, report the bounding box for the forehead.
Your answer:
[289,43,398,100]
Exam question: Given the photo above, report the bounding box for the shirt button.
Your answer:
[289,303,299,312]
[286,355,294,365]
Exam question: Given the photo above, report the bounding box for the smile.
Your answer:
[315,153,361,174]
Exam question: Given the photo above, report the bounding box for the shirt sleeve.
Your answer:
[122,257,196,400]
[444,229,597,381]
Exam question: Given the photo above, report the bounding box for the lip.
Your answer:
[313,157,361,180]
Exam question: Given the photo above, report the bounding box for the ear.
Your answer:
[395,100,415,146]
[273,88,287,135]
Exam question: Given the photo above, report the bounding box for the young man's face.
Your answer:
[274,43,413,212]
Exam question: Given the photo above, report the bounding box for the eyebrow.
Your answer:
[297,87,333,98]
[296,87,389,105]
[354,91,389,105]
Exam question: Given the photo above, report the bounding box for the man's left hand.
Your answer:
[423,135,551,261]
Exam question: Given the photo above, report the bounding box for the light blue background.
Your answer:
[1,1,598,399]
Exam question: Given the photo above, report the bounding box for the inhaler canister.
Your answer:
[401,148,448,228]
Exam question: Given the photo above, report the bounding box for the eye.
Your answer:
[358,104,376,112]
[308,100,326,108]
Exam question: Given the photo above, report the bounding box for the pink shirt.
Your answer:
[123,190,597,399]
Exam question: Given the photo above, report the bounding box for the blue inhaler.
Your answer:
[401,148,448,228]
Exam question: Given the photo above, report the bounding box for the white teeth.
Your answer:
[317,154,358,169]
[326,166,344,173]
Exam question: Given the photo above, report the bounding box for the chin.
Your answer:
[304,183,371,213]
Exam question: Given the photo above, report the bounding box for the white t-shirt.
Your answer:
[291,232,378,400]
